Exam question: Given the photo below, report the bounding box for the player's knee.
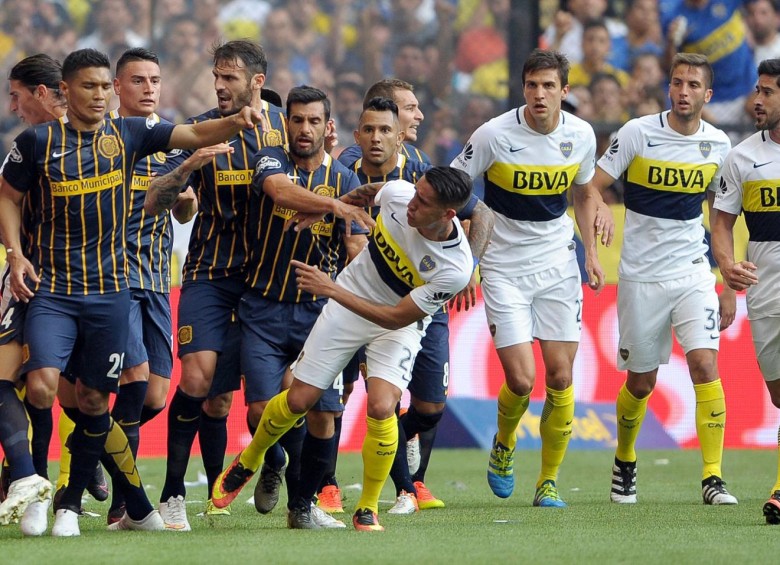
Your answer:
[204,392,232,418]
[365,396,396,420]
[405,405,443,432]
[120,363,149,385]
[25,378,58,409]
[688,358,718,383]
[306,410,335,438]
[76,388,110,416]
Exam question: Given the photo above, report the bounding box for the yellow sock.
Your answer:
[104,418,142,487]
[56,411,76,490]
[537,385,574,486]
[615,383,649,463]
[356,415,398,513]
[773,425,780,494]
[496,383,530,450]
[694,379,725,479]
[240,390,304,472]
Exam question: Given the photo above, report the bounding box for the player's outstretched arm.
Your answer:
[291,260,426,330]
[450,199,494,312]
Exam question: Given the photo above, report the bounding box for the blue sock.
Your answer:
[24,398,52,480]
[160,387,204,501]
[0,381,36,481]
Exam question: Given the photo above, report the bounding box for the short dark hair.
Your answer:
[758,58,780,87]
[583,18,609,35]
[115,47,159,76]
[670,53,714,89]
[362,96,399,117]
[363,79,414,108]
[62,49,110,82]
[261,88,283,107]
[424,166,473,212]
[211,40,267,78]
[286,85,330,120]
[522,49,570,88]
[9,54,62,91]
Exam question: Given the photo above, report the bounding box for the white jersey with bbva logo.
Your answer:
[715,130,780,319]
[337,180,473,315]
[598,111,730,282]
[451,106,596,276]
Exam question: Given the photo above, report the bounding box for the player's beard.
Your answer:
[290,136,325,159]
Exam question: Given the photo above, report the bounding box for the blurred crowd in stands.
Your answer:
[1,0,778,203]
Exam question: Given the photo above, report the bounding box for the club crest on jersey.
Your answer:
[560,141,573,158]
[419,255,436,272]
[255,155,282,174]
[313,184,335,198]
[699,142,711,158]
[8,142,22,163]
[152,151,167,163]
[263,129,283,147]
[97,135,121,159]
[178,325,193,345]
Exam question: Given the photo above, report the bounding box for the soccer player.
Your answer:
[451,49,606,507]
[712,57,780,522]
[337,78,430,167]
[0,47,268,537]
[212,166,475,532]
[0,53,66,536]
[342,97,493,514]
[241,85,374,529]
[100,47,207,524]
[593,53,737,505]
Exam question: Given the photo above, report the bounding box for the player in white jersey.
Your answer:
[210,167,475,532]
[592,53,738,506]
[451,49,607,507]
[712,57,780,524]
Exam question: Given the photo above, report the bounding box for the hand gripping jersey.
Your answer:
[1,115,175,295]
[335,180,473,315]
[715,130,780,319]
[598,111,730,282]
[246,147,362,302]
[451,106,596,276]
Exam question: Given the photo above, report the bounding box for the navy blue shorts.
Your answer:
[0,267,27,345]
[408,309,450,404]
[24,291,130,393]
[239,291,342,412]
[177,278,244,357]
[207,311,242,398]
[125,289,173,378]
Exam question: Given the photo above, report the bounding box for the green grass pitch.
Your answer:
[2,448,778,564]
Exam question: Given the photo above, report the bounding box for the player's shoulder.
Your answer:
[559,110,596,136]
[376,179,414,206]
[187,108,222,124]
[728,130,769,161]
[697,119,731,146]
[337,144,361,167]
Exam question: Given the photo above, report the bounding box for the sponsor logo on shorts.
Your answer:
[619,348,629,361]
[178,325,193,345]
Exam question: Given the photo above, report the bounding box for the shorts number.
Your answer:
[704,307,717,331]
[333,371,344,395]
[575,299,582,324]
[107,352,125,379]
[399,347,416,382]
[0,306,14,329]
[442,362,449,389]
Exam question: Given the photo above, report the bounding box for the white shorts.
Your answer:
[482,256,582,349]
[291,299,426,392]
[750,317,780,382]
[617,269,719,372]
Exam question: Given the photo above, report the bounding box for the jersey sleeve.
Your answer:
[707,136,732,194]
[0,129,38,193]
[456,193,480,220]
[574,125,597,185]
[250,146,288,195]
[409,266,471,315]
[127,116,176,158]
[713,149,744,216]
[596,119,642,180]
[450,121,498,180]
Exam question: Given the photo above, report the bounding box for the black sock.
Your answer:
[264,442,287,470]
[160,387,205,502]
[401,407,443,483]
[101,418,153,520]
[292,432,334,510]
[279,419,306,503]
[317,414,342,490]
[389,415,415,495]
[59,411,109,511]
[24,398,52,480]
[198,411,228,497]
[414,427,438,483]
[108,381,147,511]
[0,381,35,481]
[140,404,164,426]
